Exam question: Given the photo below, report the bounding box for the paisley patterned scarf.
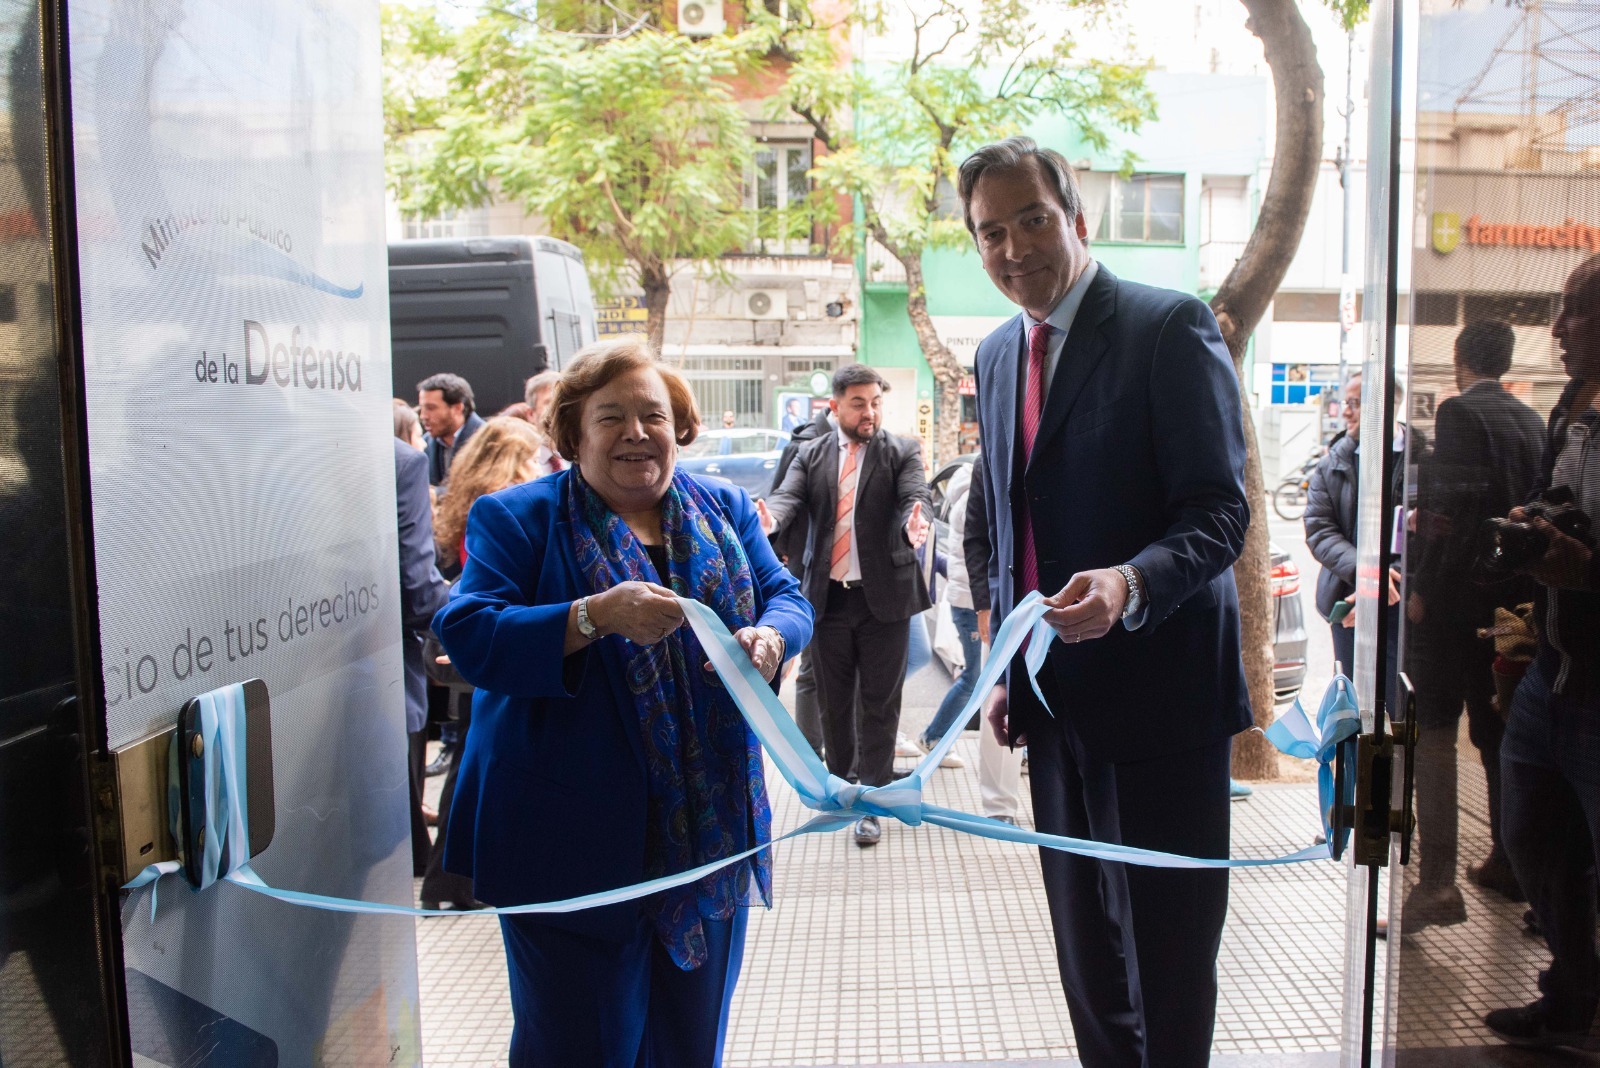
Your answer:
[568,468,773,969]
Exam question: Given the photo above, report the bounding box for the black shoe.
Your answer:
[422,896,488,912]
[853,816,881,847]
[1484,1000,1600,1050]
[424,749,453,777]
[1469,853,1526,902]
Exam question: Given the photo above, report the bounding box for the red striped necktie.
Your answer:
[1018,322,1050,597]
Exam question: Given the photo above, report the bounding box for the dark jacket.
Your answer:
[1306,424,1430,621]
[764,427,933,623]
[770,408,832,577]
[425,410,486,487]
[1305,434,1359,620]
[1411,381,1546,619]
[395,439,450,734]
[1528,379,1600,697]
[433,470,813,937]
[962,456,991,613]
[972,264,1251,761]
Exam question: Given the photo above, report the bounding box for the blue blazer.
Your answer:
[432,470,813,940]
[973,264,1252,762]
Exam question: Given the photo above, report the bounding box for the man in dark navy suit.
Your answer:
[960,137,1251,1068]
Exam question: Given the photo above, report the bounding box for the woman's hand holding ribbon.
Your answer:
[733,626,784,682]
[590,580,684,644]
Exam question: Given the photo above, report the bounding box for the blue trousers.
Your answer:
[500,909,747,1067]
[1501,661,1600,1026]
[922,605,982,747]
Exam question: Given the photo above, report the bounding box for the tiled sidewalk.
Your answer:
[416,658,1574,1065]
[416,735,1347,1065]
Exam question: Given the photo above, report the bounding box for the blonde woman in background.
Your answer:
[434,416,545,568]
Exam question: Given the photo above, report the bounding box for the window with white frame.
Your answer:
[1076,172,1184,245]
[747,141,812,253]
[402,207,490,240]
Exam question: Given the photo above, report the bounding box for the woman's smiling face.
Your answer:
[576,366,678,513]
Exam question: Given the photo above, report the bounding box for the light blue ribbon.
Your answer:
[1263,669,1362,856]
[124,591,1352,918]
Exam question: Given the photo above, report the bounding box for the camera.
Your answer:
[1479,486,1594,576]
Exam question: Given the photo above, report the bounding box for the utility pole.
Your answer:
[1335,25,1356,443]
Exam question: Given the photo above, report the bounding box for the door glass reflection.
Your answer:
[1396,0,1600,1057]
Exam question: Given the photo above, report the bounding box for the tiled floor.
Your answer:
[416,744,1347,1067]
[415,652,1594,1066]
[415,644,1358,1067]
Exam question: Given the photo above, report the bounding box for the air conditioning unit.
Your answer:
[678,0,726,36]
[744,288,788,320]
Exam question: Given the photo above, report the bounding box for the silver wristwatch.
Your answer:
[576,596,599,639]
[1114,564,1145,620]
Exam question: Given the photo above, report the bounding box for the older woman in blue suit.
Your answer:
[433,336,813,1068]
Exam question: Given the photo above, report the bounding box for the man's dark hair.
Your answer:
[832,363,889,397]
[417,372,475,416]
[956,136,1084,236]
[1455,319,1516,380]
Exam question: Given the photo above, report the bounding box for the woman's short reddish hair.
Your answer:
[545,335,701,461]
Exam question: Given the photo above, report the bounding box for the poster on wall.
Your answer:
[67,1,419,1063]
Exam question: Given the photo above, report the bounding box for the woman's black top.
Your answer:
[645,543,669,586]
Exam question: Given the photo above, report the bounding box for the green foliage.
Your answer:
[763,0,1155,262]
[384,4,762,298]
[1323,0,1369,32]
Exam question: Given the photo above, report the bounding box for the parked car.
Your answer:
[677,428,790,500]
[1269,540,1308,705]
[923,454,1310,705]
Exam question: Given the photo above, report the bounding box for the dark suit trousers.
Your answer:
[812,582,909,788]
[408,729,432,876]
[1015,673,1231,1068]
[1410,610,1508,886]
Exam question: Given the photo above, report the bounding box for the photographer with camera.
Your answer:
[1483,256,1600,1051]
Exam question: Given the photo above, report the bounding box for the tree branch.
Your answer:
[1211,0,1323,353]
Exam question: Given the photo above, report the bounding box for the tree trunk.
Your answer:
[640,260,671,356]
[1211,0,1325,780]
[903,254,965,465]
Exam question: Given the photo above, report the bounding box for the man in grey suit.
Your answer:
[395,436,450,874]
[758,364,931,846]
[1405,318,1547,927]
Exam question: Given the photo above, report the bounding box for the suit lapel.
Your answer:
[1028,266,1118,471]
[853,431,879,512]
[816,429,841,538]
[989,316,1024,498]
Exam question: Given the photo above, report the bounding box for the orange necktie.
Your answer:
[830,442,860,581]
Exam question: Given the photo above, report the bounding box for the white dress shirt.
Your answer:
[1021,259,1099,398]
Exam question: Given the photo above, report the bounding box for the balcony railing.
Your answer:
[1198,239,1247,290]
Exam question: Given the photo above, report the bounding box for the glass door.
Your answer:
[1348,0,1600,1061]
[0,0,131,1063]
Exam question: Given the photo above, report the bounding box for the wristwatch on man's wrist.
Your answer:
[1113,564,1145,621]
[576,596,599,639]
